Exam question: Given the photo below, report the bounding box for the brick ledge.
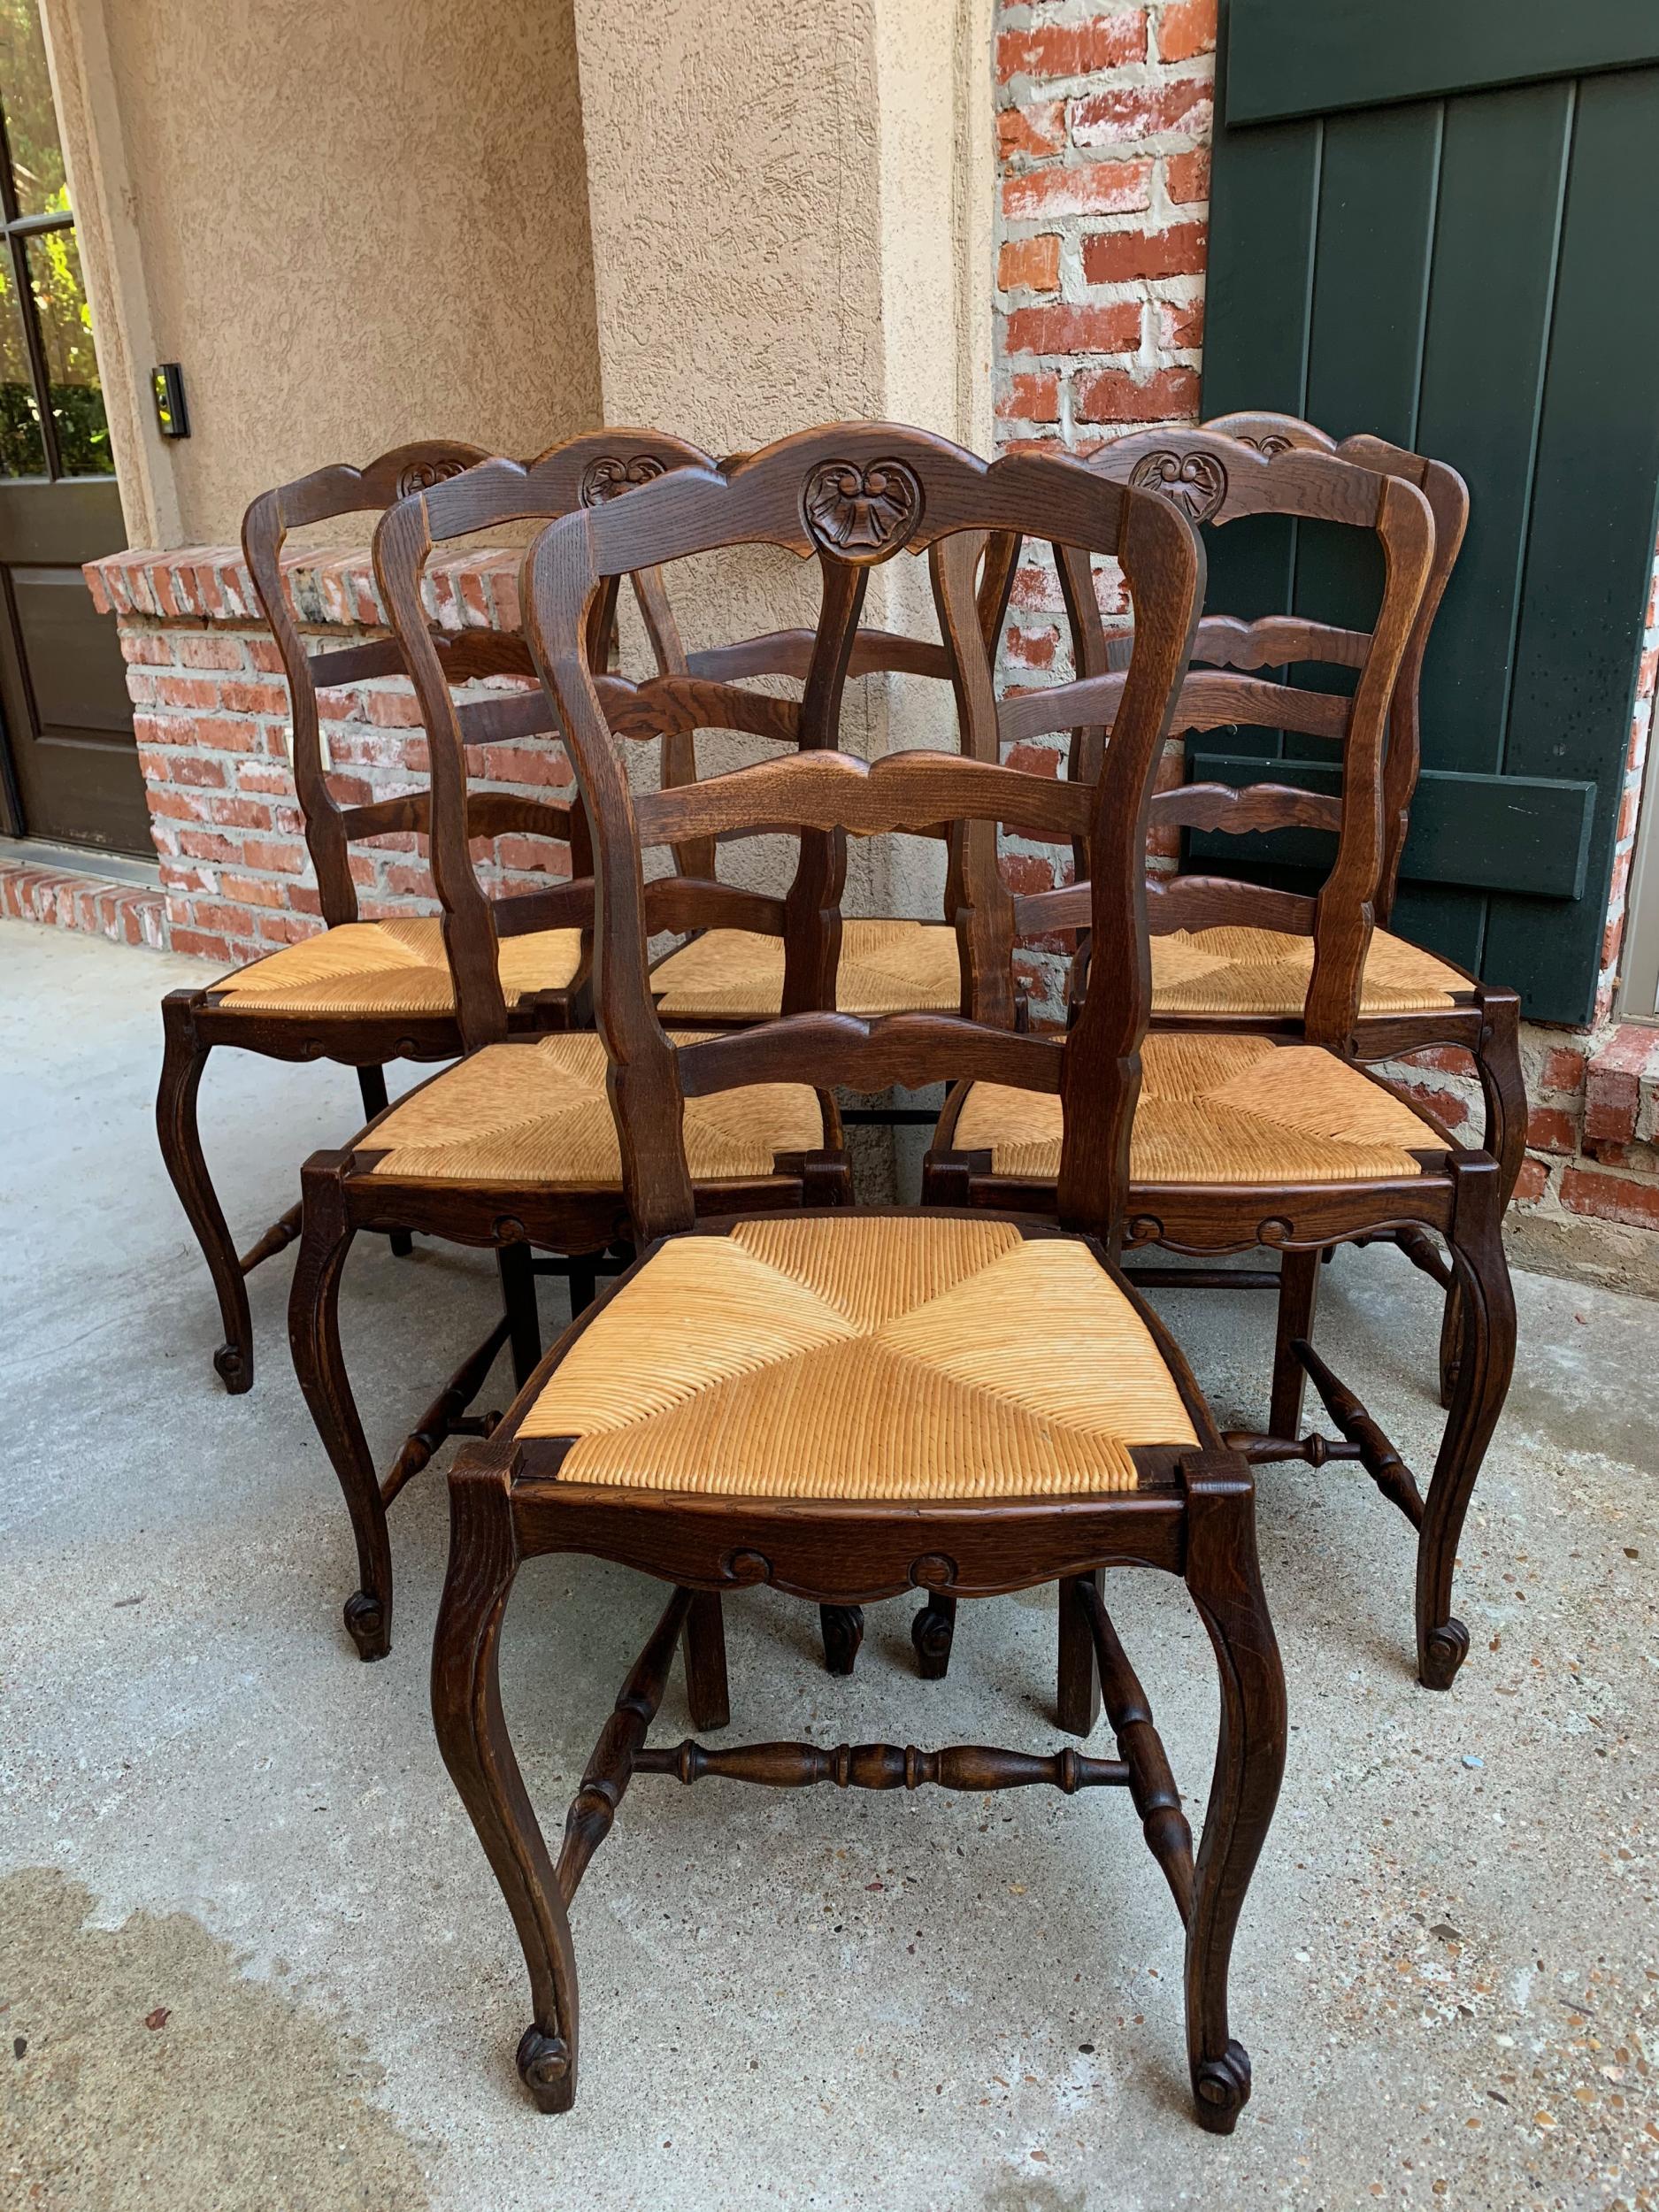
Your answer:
[1,856,167,950]
[84,545,524,634]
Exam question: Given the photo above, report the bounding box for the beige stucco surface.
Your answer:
[91,0,602,541]
[570,0,994,920]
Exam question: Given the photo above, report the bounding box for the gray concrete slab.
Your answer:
[3,920,1656,2212]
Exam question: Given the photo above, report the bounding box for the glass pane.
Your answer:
[26,224,111,474]
[0,0,67,217]
[0,247,44,474]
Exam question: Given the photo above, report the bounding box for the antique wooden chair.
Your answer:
[429,423,1286,2133]
[157,441,592,1394]
[288,434,859,1663]
[1194,411,1518,1407]
[924,434,1517,1693]
[1060,415,1515,1403]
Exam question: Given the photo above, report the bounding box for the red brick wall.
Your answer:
[83,548,572,972]
[987,0,1659,1257]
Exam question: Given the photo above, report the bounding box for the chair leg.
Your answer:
[288,1156,391,1660]
[910,1591,957,1680]
[819,1605,864,1675]
[1270,1248,1322,1439]
[157,992,252,1394]
[567,1254,601,1317]
[1418,1159,1517,1691]
[681,1593,731,1731]
[357,1066,413,1258]
[1180,1456,1287,2136]
[1440,997,1527,1408]
[496,1243,542,1391]
[1056,1571,1102,1736]
[431,1463,579,2113]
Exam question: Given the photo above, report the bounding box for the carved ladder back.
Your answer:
[372,433,718,1048]
[1054,429,1437,1045]
[1202,412,1470,920]
[241,441,494,928]
[520,424,1204,1246]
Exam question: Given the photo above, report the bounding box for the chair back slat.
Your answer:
[675,1014,1064,1104]
[1190,613,1372,672]
[633,749,1097,850]
[998,669,1353,749]
[241,438,492,925]
[1153,782,1344,838]
[520,424,1204,1244]
[590,673,803,749]
[687,627,953,685]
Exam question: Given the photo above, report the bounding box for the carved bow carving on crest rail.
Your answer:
[580,454,667,506]
[1127,449,1229,525]
[802,457,924,561]
[396,457,470,497]
[1236,433,1294,459]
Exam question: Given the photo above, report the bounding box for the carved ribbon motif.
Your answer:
[396,457,470,497]
[580,454,667,506]
[802,457,924,561]
[1127,449,1229,525]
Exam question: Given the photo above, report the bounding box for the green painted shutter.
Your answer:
[1198,0,1659,1024]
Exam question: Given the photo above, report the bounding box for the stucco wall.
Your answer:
[92,0,603,542]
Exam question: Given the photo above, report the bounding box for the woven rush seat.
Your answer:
[1150,925,1466,1019]
[953,1033,1447,1185]
[518,1214,1196,1497]
[650,918,962,1020]
[358,1032,822,1186]
[211,918,585,1018]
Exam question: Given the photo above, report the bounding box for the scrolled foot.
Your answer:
[1419,1617,1469,1693]
[910,1595,956,1682]
[819,1603,864,1677]
[516,2024,574,2114]
[343,1590,390,1663]
[213,1341,251,1394]
[1191,2039,1252,2134]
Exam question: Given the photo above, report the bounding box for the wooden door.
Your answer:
[1198,0,1659,1024]
[0,0,142,857]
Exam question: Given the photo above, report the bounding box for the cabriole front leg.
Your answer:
[1180,1456,1286,2135]
[431,1462,579,2112]
[1419,1159,1517,1691]
[1439,996,1526,1409]
[288,1156,390,1659]
[157,992,252,1393]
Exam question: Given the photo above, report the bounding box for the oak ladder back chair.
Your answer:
[926,436,1516,1692]
[156,441,585,1394]
[1201,413,1521,1409]
[288,430,856,1663]
[429,423,1286,2133]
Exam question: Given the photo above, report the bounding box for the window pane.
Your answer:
[0,0,67,218]
[0,248,44,475]
[26,224,111,474]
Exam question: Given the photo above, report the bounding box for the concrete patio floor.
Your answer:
[3,921,1655,2212]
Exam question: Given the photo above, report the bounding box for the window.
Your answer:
[0,0,112,479]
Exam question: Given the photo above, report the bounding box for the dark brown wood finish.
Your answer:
[908,425,1514,1688]
[1064,429,1438,1048]
[157,439,607,1393]
[425,426,1286,2133]
[1194,414,1522,1411]
[290,429,1050,1664]
[299,434,968,1659]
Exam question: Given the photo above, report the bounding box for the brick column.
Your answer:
[82,547,572,969]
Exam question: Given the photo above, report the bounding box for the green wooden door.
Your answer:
[1199,0,1659,1024]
